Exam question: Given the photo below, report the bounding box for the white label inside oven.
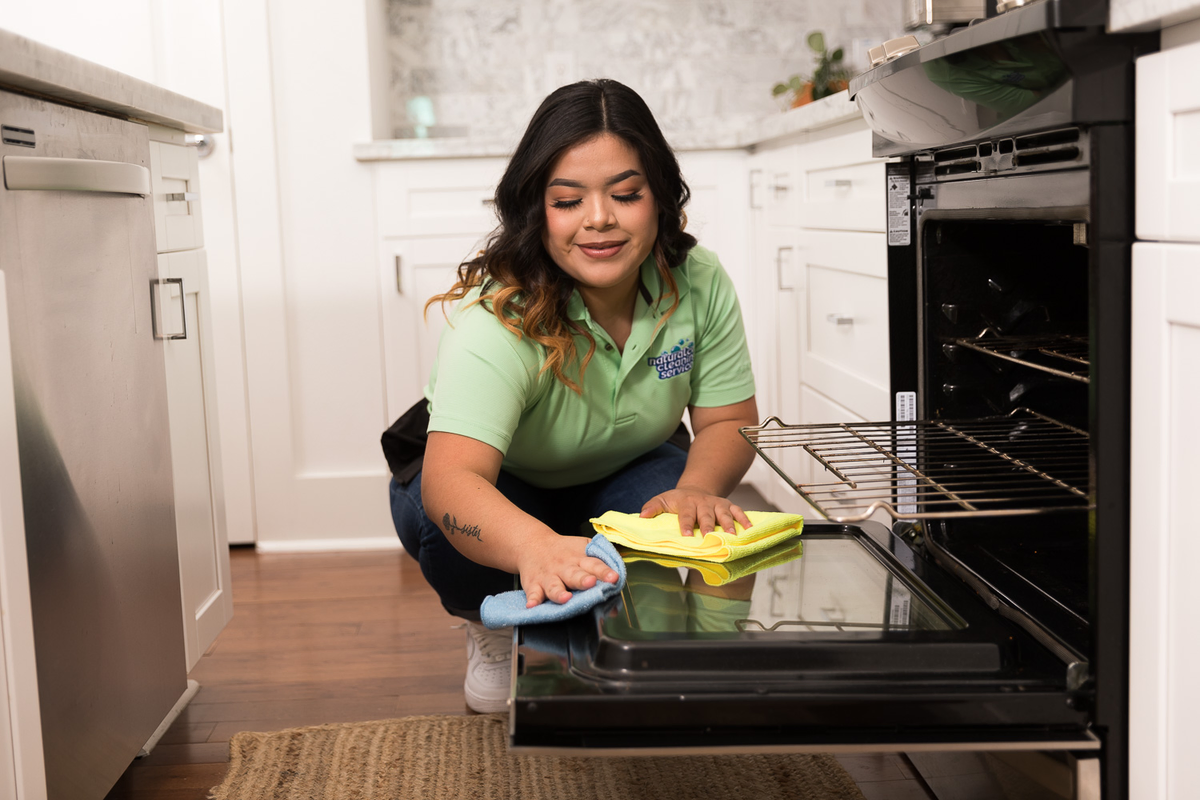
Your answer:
[889,585,913,628]
[896,391,917,516]
[887,168,911,247]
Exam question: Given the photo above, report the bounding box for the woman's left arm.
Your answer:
[640,395,760,536]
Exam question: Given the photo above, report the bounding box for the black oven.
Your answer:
[508,3,1156,798]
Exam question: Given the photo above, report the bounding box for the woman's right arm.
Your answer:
[421,431,618,607]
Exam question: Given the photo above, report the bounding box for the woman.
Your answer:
[384,79,758,713]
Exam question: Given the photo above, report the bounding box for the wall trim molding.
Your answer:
[254,537,404,553]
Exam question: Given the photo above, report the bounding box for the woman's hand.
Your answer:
[640,486,753,537]
[516,534,620,608]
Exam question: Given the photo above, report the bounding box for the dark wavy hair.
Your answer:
[427,79,697,393]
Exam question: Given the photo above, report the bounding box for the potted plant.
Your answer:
[772,31,852,109]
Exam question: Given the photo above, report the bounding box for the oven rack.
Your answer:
[952,333,1089,383]
[740,409,1093,523]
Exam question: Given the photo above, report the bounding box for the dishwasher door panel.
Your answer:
[0,90,187,800]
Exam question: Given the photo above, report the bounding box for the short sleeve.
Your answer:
[686,250,756,408]
[426,300,543,455]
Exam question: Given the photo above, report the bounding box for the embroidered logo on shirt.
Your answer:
[647,338,694,380]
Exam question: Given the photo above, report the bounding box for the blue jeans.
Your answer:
[389,442,688,620]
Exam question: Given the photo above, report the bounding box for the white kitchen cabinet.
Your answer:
[158,248,234,672]
[150,130,233,672]
[748,143,806,510]
[745,116,889,514]
[1128,242,1200,800]
[374,158,506,239]
[150,140,205,253]
[796,125,886,234]
[378,234,487,419]
[1135,38,1200,243]
[796,229,890,421]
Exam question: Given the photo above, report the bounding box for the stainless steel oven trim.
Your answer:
[507,732,1102,757]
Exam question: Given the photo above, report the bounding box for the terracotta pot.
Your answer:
[790,81,814,108]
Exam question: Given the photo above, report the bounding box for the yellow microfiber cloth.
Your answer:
[621,538,804,586]
[590,510,804,563]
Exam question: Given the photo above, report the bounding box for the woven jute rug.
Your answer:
[209,713,867,800]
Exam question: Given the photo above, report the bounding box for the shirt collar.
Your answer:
[565,251,691,322]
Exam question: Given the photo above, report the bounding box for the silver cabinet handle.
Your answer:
[164,192,199,202]
[394,254,403,295]
[827,313,854,325]
[825,179,852,188]
[481,197,495,207]
[776,246,794,291]
[150,278,187,340]
[3,155,150,195]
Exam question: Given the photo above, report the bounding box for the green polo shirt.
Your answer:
[424,245,755,489]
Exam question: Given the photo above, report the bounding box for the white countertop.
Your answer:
[353,91,864,162]
[0,28,222,134]
[1110,0,1200,31]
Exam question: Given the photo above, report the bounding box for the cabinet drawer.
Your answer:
[375,159,506,238]
[1137,44,1200,243]
[150,141,203,253]
[802,160,885,232]
[797,124,884,233]
[799,232,890,419]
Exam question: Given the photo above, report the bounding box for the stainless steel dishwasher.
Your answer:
[0,89,187,799]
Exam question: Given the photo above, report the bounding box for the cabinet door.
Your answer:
[159,250,233,671]
[1137,44,1200,243]
[374,159,505,238]
[151,141,204,253]
[748,224,804,512]
[797,230,890,420]
[1129,242,1200,800]
[757,145,802,230]
[379,235,488,422]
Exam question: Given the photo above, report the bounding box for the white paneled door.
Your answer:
[224,0,398,549]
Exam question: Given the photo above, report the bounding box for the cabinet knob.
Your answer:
[826,313,854,326]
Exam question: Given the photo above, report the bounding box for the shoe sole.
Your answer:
[464,679,509,714]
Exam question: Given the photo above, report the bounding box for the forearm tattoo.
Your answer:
[443,513,483,541]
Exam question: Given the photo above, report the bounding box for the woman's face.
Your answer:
[542,133,658,306]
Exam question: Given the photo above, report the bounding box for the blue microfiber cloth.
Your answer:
[479,534,626,629]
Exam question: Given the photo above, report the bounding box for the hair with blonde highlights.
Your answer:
[426,79,697,393]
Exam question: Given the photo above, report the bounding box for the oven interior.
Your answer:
[916,215,1093,662]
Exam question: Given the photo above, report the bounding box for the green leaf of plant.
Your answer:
[831,48,844,62]
[788,75,803,90]
[807,31,825,53]
[772,83,788,96]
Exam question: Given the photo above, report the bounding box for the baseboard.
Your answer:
[255,536,404,553]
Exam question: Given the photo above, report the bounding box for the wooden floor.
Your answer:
[104,544,938,799]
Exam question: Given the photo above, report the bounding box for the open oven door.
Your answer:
[510,517,1097,754]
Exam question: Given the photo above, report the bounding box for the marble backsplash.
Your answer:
[385,0,904,148]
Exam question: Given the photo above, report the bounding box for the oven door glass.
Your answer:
[512,522,1096,752]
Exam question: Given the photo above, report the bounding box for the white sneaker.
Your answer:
[463,621,512,713]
